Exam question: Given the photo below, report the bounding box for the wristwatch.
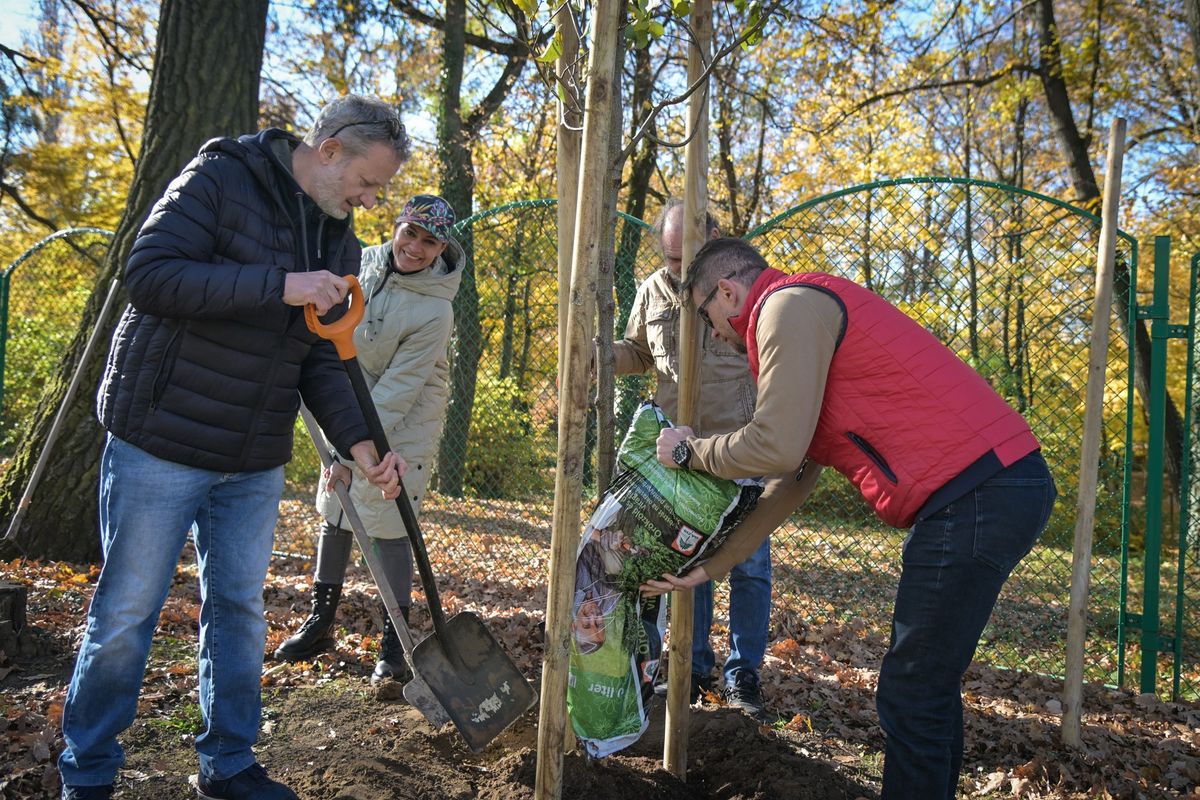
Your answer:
[671,440,692,470]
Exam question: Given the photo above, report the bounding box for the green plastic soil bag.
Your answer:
[567,401,763,757]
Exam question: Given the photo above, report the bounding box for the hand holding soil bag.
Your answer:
[567,401,762,756]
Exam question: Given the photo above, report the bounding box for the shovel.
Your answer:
[298,404,451,730]
[305,277,536,752]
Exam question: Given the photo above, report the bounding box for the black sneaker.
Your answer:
[723,670,767,720]
[195,763,298,800]
[653,672,716,703]
[62,786,113,800]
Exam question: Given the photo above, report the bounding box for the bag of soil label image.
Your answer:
[567,401,763,757]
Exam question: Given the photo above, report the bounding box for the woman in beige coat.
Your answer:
[275,195,463,684]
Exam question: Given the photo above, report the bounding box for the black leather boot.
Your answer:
[371,605,414,685]
[274,582,341,662]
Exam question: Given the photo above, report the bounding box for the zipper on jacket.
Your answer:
[316,214,327,263]
[148,325,184,412]
[295,192,313,271]
[845,432,899,483]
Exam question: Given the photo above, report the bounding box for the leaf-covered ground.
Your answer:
[2,497,1200,799]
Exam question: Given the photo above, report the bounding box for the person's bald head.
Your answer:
[654,199,720,277]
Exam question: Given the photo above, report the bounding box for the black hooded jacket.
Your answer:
[97,129,371,472]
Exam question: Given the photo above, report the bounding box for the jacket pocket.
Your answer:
[845,431,898,483]
[645,303,679,375]
[149,325,184,410]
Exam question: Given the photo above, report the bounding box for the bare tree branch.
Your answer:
[0,180,60,232]
[816,62,1038,136]
[388,0,532,57]
[618,0,788,160]
[64,0,151,73]
[464,54,528,136]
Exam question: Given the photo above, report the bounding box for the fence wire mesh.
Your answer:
[0,228,111,453]
[743,177,1134,688]
[3,180,1148,692]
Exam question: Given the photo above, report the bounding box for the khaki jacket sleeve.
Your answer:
[688,286,842,478]
[612,279,655,376]
[702,462,823,579]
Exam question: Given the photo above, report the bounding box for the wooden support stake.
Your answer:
[1062,117,1126,747]
[555,4,581,382]
[535,2,622,797]
[664,0,711,779]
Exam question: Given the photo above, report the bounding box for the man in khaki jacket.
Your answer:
[609,199,772,719]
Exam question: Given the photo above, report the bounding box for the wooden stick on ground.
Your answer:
[1062,116,1126,747]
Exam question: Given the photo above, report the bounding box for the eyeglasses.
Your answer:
[696,271,736,329]
[326,116,406,142]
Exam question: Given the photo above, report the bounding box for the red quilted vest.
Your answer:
[731,268,1039,527]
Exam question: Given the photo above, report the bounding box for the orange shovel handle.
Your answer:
[304,274,364,360]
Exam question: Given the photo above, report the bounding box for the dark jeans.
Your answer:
[876,451,1056,799]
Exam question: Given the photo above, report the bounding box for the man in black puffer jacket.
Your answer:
[59,95,410,800]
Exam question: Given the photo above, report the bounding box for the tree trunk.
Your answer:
[434,0,477,498]
[613,46,656,437]
[0,0,268,562]
[1188,0,1200,88]
[427,0,527,498]
[1037,0,1182,494]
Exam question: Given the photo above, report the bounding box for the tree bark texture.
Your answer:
[1189,0,1200,89]
[0,0,269,562]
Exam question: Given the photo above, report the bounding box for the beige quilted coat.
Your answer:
[315,236,464,538]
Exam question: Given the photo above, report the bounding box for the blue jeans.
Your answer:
[59,435,284,787]
[693,537,772,684]
[876,451,1056,799]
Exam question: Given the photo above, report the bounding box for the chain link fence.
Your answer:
[743,177,1135,687]
[4,181,1148,691]
[0,228,112,454]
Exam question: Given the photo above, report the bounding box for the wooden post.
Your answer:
[535,1,622,797]
[1062,117,1126,747]
[594,43,625,496]
[663,0,711,779]
[556,5,581,381]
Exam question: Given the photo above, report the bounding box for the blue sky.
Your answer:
[0,1,37,43]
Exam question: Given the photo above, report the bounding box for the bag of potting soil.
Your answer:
[567,401,763,757]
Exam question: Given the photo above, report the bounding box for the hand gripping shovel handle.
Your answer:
[305,277,455,652]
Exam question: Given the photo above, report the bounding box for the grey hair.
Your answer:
[304,94,410,161]
[652,197,719,243]
[678,237,769,301]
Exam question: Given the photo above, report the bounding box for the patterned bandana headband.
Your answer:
[396,195,456,242]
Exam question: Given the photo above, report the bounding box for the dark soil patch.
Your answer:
[111,681,876,800]
[6,628,874,800]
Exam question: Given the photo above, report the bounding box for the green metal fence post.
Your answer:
[1139,236,1171,694]
[1174,253,1200,699]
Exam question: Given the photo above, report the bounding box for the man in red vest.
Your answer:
[644,237,1056,799]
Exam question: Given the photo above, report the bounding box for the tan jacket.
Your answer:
[315,237,464,538]
[611,267,755,436]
